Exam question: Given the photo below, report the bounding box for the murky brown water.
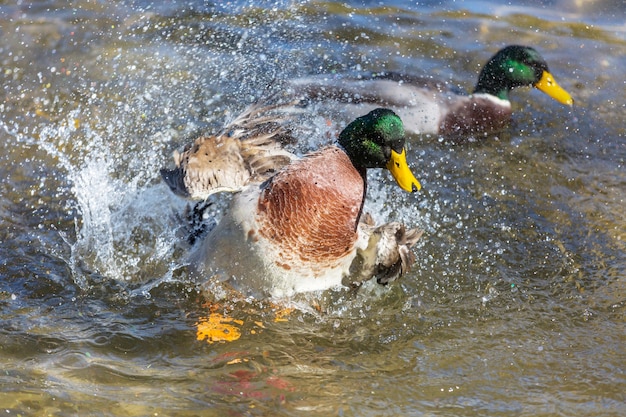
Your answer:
[1,1,624,416]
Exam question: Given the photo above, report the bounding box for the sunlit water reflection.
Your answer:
[1,1,624,416]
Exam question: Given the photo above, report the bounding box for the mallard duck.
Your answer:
[165,108,423,299]
[287,45,573,139]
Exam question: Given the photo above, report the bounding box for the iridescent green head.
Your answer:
[338,108,421,192]
[474,45,573,105]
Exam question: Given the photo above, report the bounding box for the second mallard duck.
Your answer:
[288,45,573,139]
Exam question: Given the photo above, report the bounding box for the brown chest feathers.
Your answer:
[256,146,365,265]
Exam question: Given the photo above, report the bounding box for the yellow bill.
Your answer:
[386,148,421,192]
[534,70,573,105]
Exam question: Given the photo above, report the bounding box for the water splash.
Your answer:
[33,109,188,290]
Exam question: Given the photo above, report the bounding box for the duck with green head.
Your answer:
[288,45,573,139]
[180,108,423,299]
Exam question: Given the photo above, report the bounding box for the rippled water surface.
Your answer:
[1,1,625,416]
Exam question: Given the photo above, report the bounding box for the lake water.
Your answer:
[1,1,624,416]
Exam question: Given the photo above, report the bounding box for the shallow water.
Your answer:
[1,0,625,416]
